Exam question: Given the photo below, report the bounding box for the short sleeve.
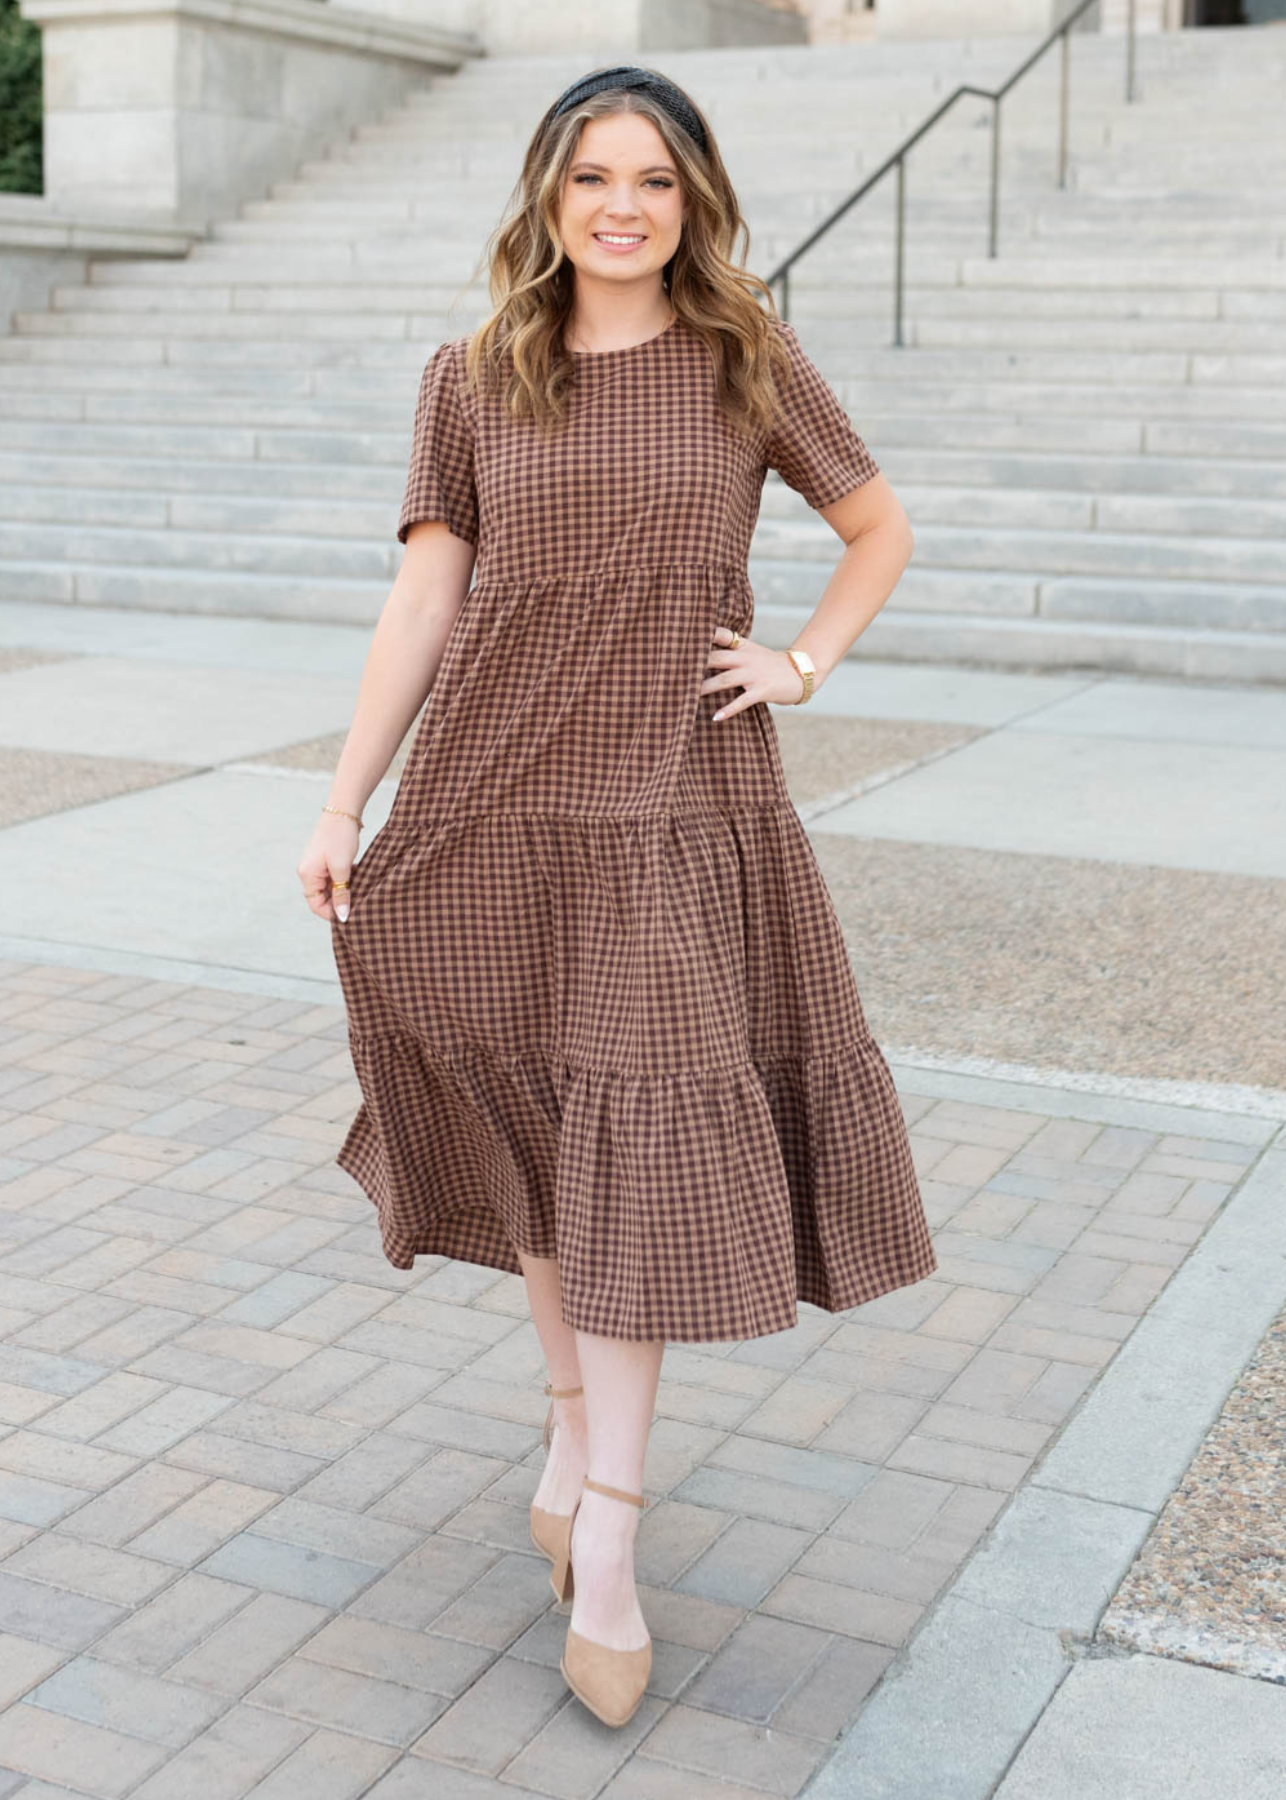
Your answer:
[763,320,880,509]
[396,337,479,547]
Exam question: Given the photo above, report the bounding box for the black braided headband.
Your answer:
[549,64,709,157]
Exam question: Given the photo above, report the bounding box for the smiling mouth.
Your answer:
[594,233,646,245]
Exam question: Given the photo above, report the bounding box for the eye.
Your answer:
[572,174,675,189]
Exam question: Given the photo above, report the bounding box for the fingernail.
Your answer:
[336,904,349,922]
[712,710,723,721]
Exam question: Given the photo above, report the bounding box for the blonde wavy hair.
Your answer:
[455,68,792,439]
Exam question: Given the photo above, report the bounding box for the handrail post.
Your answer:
[1127,0,1138,104]
[989,95,1001,258]
[781,266,790,324]
[1058,26,1070,188]
[894,155,906,346]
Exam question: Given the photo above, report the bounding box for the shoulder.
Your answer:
[424,333,473,374]
[419,333,473,377]
[765,314,804,366]
[416,334,478,423]
[760,314,804,381]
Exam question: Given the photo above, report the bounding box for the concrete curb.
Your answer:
[0,933,341,1007]
[800,1139,1286,1799]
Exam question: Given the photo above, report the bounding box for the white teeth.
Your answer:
[596,234,644,244]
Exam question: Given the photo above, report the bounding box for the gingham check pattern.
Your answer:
[331,316,937,1343]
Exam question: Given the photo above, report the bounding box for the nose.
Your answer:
[600,184,642,219]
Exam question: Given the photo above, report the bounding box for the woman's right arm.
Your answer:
[297,519,477,923]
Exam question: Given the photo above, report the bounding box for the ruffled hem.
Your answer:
[330,798,937,1342]
[334,1026,937,1345]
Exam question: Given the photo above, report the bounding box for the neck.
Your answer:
[566,284,674,353]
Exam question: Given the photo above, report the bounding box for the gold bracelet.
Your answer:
[785,647,816,704]
[323,804,364,829]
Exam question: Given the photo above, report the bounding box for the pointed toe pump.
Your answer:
[529,1381,583,1566]
[553,1475,653,1729]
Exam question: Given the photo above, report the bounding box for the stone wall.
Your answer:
[335,0,807,53]
[17,0,481,226]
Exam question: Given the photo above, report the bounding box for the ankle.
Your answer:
[577,1487,641,1540]
[551,1401,588,1442]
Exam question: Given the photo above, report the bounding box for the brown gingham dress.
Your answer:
[330,313,938,1343]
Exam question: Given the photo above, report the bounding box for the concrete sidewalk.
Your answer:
[0,597,1283,1798]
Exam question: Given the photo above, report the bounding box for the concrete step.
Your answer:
[756,516,1286,586]
[749,599,1286,683]
[0,520,392,580]
[0,450,397,496]
[164,239,1286,296]
[42,282,1270,328]
[873,448,1286,500]
[3,356,1283,428]
[77,249,1285,309]
[0,559,385,626]
[11,311,417,342]
[8,555,1282,683]
[10,470,1285,548]
[23,313,1284,384]
[7,431,1284,502]
[749,553,1286,634]
[21,306,1283,358]
[870,415,1286,460]
[214,210,1282,263]
[4,363,1284,437]
[907,318,1286,351]
[69,276,1281,328]
[6,492,1283,636]
[0,482,392,532]
[763,481,1286,538]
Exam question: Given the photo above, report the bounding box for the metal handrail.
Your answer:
[767,0,1139,346]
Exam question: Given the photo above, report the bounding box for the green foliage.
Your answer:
[0,0,42,195]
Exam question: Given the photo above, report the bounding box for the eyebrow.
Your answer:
[569,161,677,175]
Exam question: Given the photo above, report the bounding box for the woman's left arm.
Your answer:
[787,471,914,687]
[704,472,913,719]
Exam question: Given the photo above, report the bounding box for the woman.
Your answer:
[296,64,937,1730]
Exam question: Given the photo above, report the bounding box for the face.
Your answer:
[557,111,686,292]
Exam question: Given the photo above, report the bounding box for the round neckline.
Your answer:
[569,315,679,358]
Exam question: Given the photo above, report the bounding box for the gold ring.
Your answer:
[729,631,741,648]
[331,880,351,891]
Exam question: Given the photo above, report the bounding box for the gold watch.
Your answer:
[785,647,816,704]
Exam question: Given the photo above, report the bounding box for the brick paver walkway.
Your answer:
[0,956,1259,1799]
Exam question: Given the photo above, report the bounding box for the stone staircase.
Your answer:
[3,25,1284,681]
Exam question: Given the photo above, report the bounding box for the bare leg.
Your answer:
[519,1250,588,1513]
[568,1326,663,1652]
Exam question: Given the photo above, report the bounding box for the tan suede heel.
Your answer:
[529,1381,583,1566]
[556,1475,652,1728]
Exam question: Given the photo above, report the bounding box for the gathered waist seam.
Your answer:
[471,559,748,585]
[375,801,794,830]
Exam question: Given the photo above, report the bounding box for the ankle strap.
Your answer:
[583,1475,647,1508]
[543,1382,584,1398]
